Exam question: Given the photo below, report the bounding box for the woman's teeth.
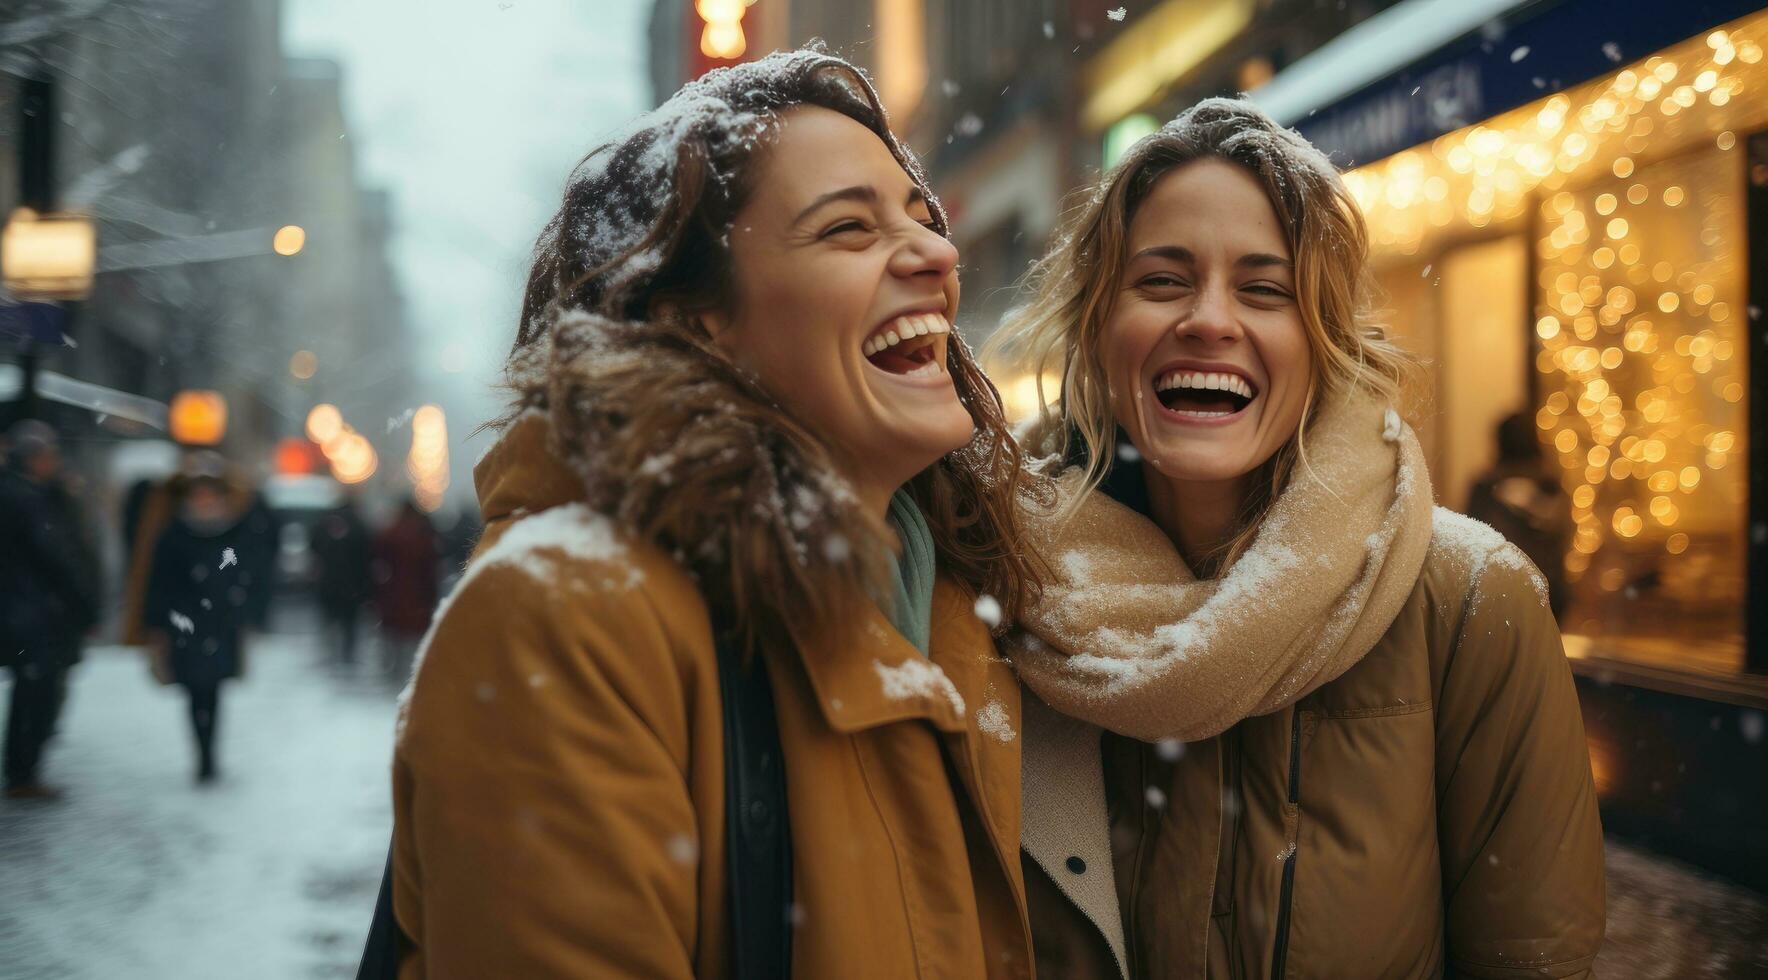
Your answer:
[1153,369,1256,418]
[863,313,950,357]
[1154,370,1255,399]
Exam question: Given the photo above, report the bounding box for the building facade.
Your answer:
[1256,0,1768,887]
[1,0,418,495]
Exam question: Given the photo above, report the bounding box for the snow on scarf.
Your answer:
[1009,395,1434,742]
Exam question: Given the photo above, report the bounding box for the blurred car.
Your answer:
[263,473,344,593]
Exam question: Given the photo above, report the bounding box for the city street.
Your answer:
[0,613,394,980]
[0,610,1764,978]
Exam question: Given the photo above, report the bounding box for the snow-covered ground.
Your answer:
[1,618,1764,978]
[0,623,394,980]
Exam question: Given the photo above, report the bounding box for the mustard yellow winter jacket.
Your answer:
[391,416,1034,978]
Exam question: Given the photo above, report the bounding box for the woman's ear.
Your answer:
[698,308,734,345]
[653,297,731,342]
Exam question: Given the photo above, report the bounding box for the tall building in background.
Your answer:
[0,0,417,502]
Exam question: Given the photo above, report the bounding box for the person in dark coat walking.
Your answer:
[1,421,101,799]
[142,469,274,783]
[372,499,440,682]
[311,498,374,665]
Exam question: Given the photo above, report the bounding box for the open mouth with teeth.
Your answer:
[1154,369,1259,419]
[863,313,951,378]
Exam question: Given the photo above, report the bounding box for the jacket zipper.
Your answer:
[1269,708,1302,978]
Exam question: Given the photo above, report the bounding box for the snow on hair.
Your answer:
[496,46,1046,649]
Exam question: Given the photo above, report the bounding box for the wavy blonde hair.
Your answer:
[987,97,1417,575]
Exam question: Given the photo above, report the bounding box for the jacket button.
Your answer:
[1065,856,1086,875]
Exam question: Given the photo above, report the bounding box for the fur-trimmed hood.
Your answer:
[485,308,893,644]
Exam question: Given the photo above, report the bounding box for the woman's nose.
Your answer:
[1174,285,1242,345]
[890,222,959,281]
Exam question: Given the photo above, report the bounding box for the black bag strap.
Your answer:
[356,630,793,980]
[356,846,408,980]
[714,630,794,978]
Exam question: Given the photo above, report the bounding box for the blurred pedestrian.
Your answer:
[1,421,101,800]
[121,453,277,647]
[372,499,440,682]
[1467,411,1573,617]
[141,463,274,783]
[311,497,373,666]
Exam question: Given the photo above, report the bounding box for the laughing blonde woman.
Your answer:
[987,98,1605,978]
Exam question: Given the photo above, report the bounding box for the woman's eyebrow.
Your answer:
[1236,252,1293,271]
[1129,245,1195,264]
[793,185,877,225]
[794,185,928,226]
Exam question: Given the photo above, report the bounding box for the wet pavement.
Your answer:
[1,617,1764,978]
[1599,838,1768,978]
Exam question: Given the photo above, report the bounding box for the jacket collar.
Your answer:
[478,414,987,738]
[787,576,982,736]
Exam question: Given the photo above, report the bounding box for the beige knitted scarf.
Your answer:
[1010,395,1435,742]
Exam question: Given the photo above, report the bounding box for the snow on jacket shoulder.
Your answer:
[392,415,1036,979]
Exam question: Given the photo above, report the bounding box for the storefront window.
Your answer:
[1347,12,1767,676]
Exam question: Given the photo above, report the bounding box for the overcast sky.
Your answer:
[282,0,651,472]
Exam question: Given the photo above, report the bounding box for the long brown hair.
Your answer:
[987,97,1415,575]
[503,47,1042,649]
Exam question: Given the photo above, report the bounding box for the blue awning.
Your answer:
[0,300,68,345]
[1251,0,1766,167]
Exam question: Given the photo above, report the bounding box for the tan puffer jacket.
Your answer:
[1020,503,1607,978]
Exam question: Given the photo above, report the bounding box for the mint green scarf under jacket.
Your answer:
[885,490,936,656]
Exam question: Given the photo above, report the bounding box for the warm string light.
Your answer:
[1532,150,1745,586]
[1347,14,1762,599]
[1342,22,1765,256]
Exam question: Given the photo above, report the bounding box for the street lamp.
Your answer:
[305,403,343,444]
[330,432,378,485]
[169,390,228,446]
[406,404,449,511]
[272,225,306,257]
[1,207,96,300]
[697,0,759,60]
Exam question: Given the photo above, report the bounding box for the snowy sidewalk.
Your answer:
[2,629,1765,978]
[0,631,396,980]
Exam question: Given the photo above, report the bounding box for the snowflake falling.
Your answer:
[973,594,1002,628]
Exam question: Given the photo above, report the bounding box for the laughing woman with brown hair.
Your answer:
[987,98,1605,978]
[389,50,1044,978]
